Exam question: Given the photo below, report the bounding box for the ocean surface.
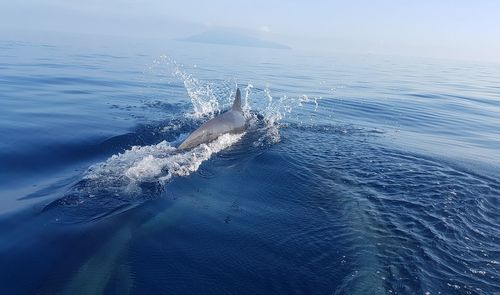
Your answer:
[0,33,499,294]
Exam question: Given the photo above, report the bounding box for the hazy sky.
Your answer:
[2,0,500,62]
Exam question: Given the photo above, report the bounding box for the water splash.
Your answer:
[243,83,253,116]
[251,87,321,145]
[150,55,234,119]
[173,66,220,118]
[150,55,322,132]
[150,56,319,145]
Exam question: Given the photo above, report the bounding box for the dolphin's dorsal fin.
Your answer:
[232,88,242,112]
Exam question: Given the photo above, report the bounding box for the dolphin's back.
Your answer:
[179,110,246,150]
[179,88,246,150]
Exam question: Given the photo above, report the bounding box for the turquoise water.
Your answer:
[0,34,499,294]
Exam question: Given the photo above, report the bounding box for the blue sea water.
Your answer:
[0,33,499,294]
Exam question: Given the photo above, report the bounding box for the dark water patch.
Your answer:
[60,89,92,95]
[286,122,386,137]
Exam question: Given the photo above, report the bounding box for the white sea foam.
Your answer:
[83,133,244,197]
[129,132,244,183]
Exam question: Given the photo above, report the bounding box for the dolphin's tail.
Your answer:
[232,88,242,112]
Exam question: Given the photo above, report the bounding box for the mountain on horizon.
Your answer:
[180,29,291,49]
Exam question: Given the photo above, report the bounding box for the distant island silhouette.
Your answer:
[180,29,291,49]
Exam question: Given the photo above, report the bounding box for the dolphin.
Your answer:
[179,88,247,150]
